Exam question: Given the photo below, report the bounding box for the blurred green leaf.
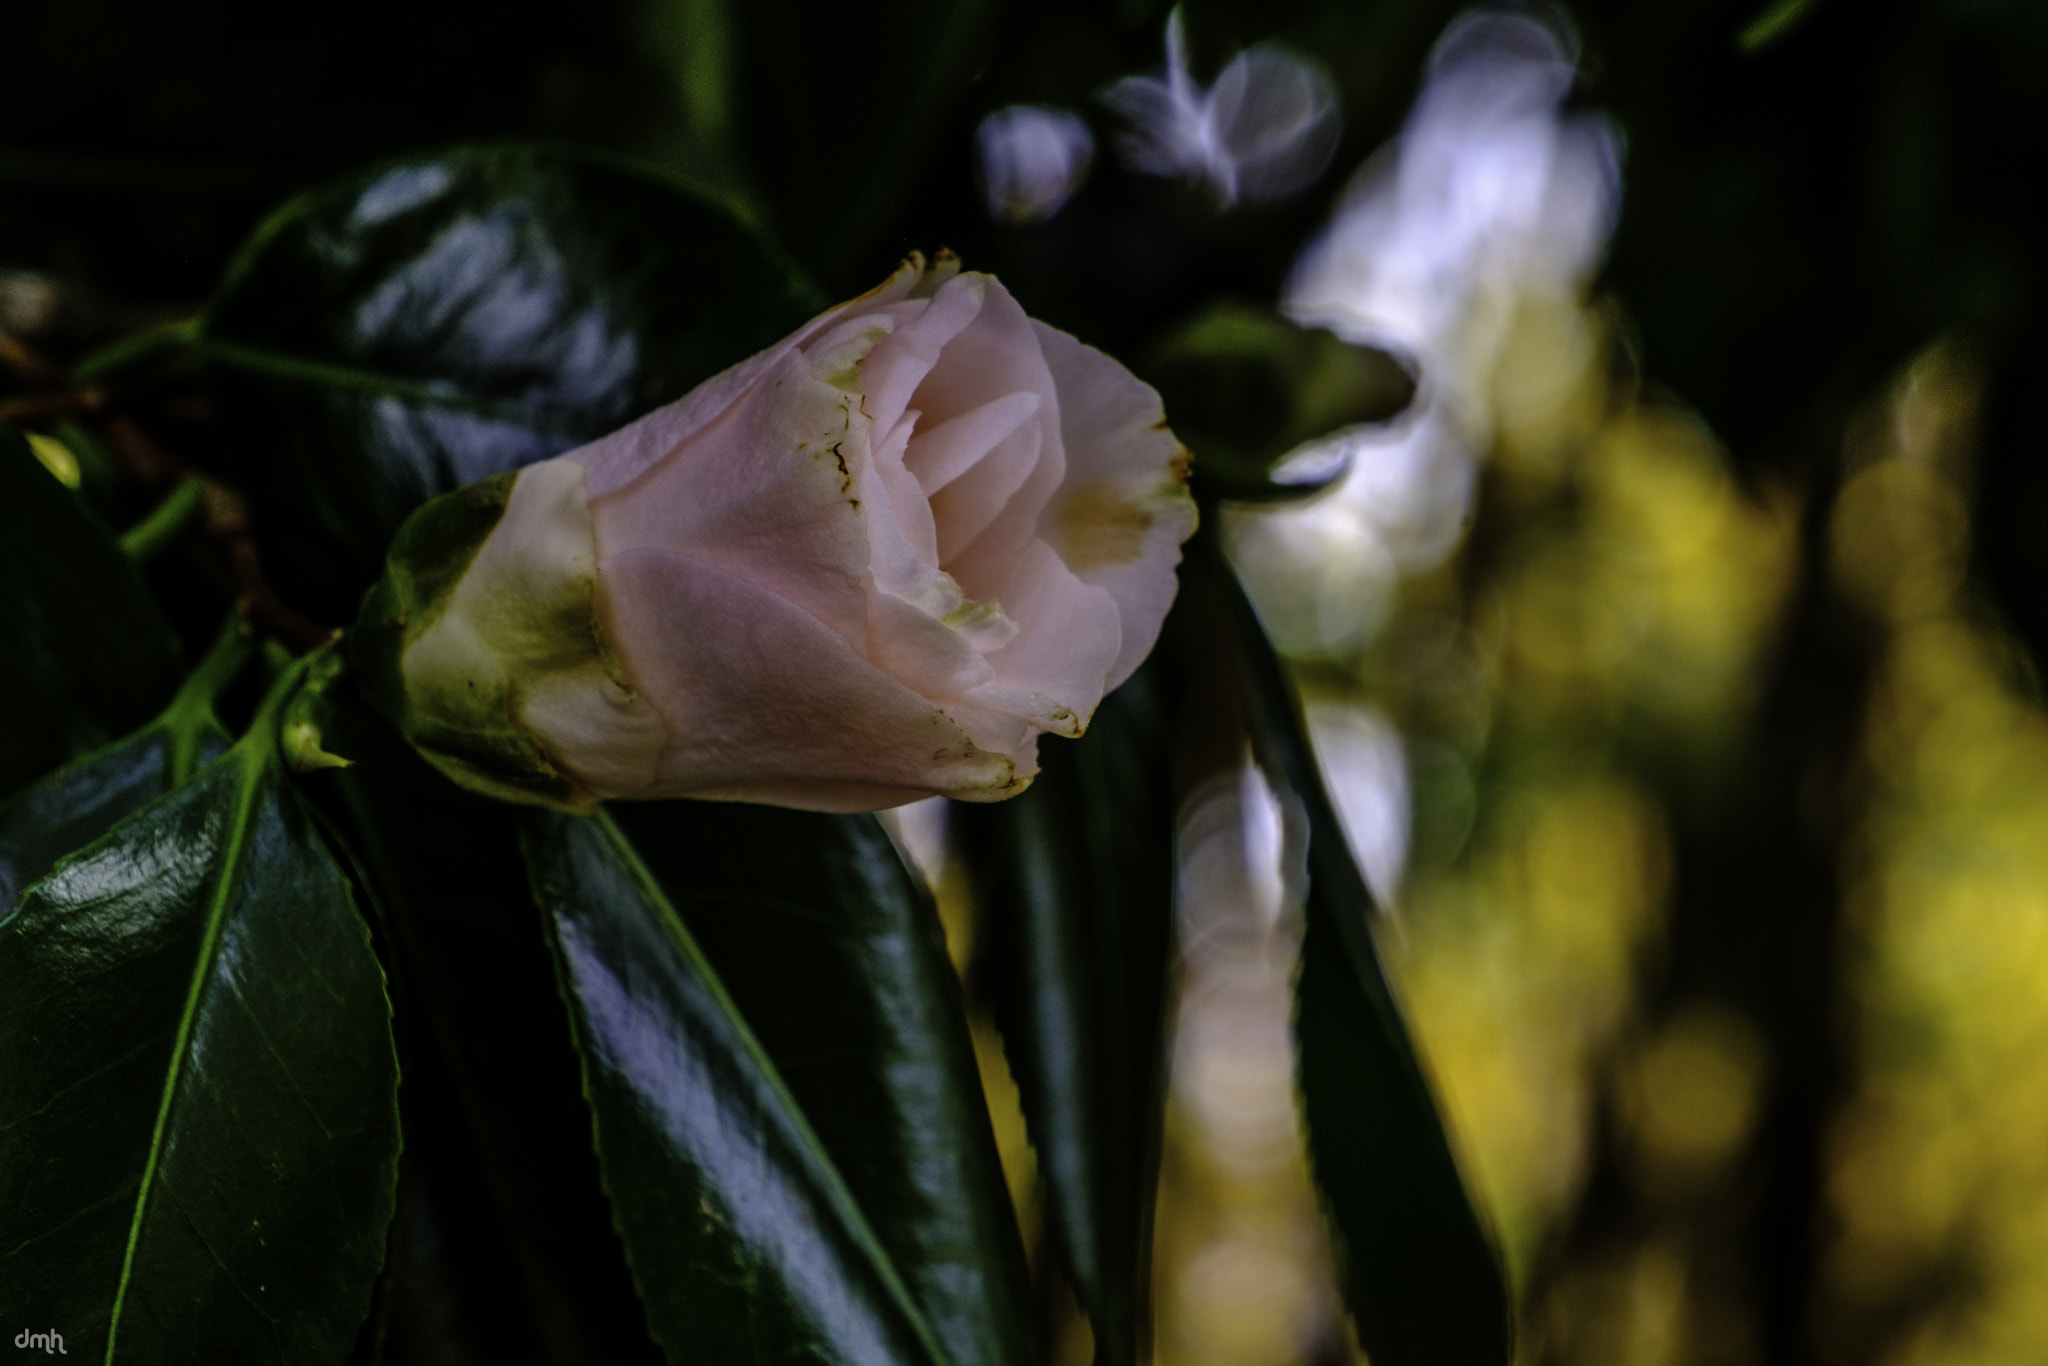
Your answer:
[951,666,1178,1366]
[197,143,824,624]
[1142,302,1414,505]
[709,0,999,282]
[0,422,183,801]
[304,700,664,1366]
[1189,539,1511,1366]
[0,695,399,1363]
[1737,0,1826,53]
[0,622,249,911]
[520,808,957,1366]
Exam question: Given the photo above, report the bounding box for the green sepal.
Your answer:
[281,639,354,772]
[350,470,587,811]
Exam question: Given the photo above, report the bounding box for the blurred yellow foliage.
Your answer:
[1395,777,1670,1281]
[1816,350,2048,1366]
[1137,289,2038,1365]
[1616,1004,1767,1195]
[1499,403,1798,732]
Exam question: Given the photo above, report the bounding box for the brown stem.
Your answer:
[0,327,64,387]
[0,389,105,423]
[197,482,330,654]
[101,410,329,653]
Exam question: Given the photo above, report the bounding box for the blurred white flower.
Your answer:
[1231,8,1620,658]
[1307,705,1411,908]
[1230,409,1475,656]
[1102,7,1341,208]
[1177,759,1301,949]
[1287,9,1619,395]
[975,105,1096,224]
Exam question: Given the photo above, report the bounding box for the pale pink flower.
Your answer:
[362,254,1196,813]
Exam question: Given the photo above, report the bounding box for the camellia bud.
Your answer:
[351,253,1197,813]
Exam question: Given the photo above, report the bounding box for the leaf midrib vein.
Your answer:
[102,756,263,1365]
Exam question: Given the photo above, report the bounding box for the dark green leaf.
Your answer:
[0,706,400,1363]
[950,667,1177,1366]
[0,719,229,914]
[1189,540,1511,1366]
[199,143,824,625]
[608,799,1035,1366]
[302,699,664,1366]
[0,422,183,801]
[707,0,999,282]
[0,621,250,913]
[1141,302,1416,507]
[520,807,954,1366]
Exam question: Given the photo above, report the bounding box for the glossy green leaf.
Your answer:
[0,691,400,1363]
[520,808,955,1366]
[0,717,230,915]
[0,623,250,912]
[301,700,663,1366]
[0,422,183,801]
[198,143,824,624]
[1190,540,1511,1366]
[950,667,1178,1366]
[608,799,1036,1366]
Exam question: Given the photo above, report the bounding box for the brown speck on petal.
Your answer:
[1056,482,1156,571]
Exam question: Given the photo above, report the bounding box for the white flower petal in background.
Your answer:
[1231,7,1621,659]
[1287,9,1620,386]
[1101,7,1341,208]
[975,105,1096,224]
[1172,759,1307,1169]
[1177,760,1299,953]
[1230,408,1476,657]
[1307,704,1411,908]
[1219,7,1618,957]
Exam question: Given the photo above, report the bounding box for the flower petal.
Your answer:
[598,545,1026,809]
[949,536,1122,736]
[587,344,875,653]
[932,420,1043,564]
[905,391,1042,495]
[921,279,1067,564]
[866,406,940,576]
[856,275,986,438]
[866,585,997,700]
[566,254,932,499]
[1031,319,1197,686]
